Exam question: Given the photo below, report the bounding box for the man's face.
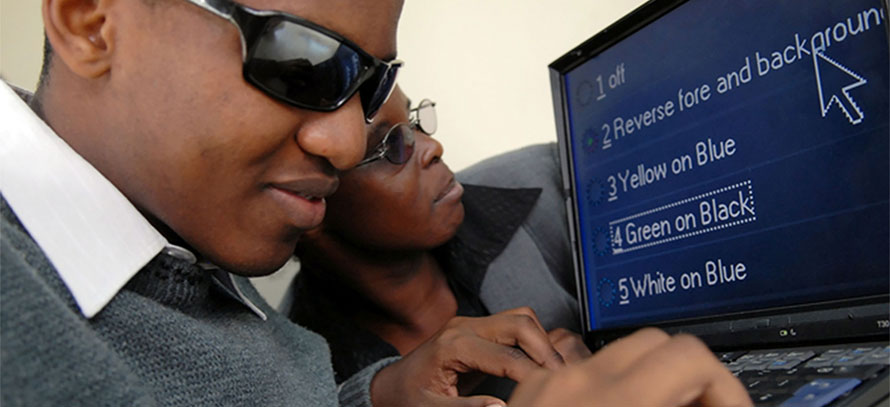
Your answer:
[101,0,403,275]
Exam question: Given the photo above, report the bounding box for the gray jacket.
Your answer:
[457,142,579,331]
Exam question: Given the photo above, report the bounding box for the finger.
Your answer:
[448,335,543,382]
[588,327,671,373]
[548,328,592,363]
[498,307,548,334]
[697,372,754,407]
[428,392,507,407]
[507,363,593,406]
[617,334,752,407]
[460,395,506,407]
[472,311,566,369]
[547,327,574,342]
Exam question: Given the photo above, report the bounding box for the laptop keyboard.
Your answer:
[720,345,889,407]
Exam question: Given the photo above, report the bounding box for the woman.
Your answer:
[289,86,587,392]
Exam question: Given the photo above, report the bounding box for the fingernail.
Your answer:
[485,404,505,407]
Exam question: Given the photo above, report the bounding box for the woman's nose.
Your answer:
[416,133,444,168]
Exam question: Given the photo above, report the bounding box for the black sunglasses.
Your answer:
[185,0,402,122]
[356,99,437,167]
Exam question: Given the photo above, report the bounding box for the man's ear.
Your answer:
[43,0,113,78]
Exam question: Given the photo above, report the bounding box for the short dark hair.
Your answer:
[37,36,53,90]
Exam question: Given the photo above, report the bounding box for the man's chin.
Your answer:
[212,242,298,277]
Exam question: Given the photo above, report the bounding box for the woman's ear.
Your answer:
[43,0,114,78]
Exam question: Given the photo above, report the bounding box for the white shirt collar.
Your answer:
[0,83,264,320]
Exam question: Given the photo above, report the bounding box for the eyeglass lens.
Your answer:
[414,99,437,135]
[385,124,416,164]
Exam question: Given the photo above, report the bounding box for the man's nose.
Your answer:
[295,96,367,170]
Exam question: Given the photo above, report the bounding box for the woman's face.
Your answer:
[322,88,465,251]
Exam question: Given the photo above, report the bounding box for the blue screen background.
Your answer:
[563,0,889,330]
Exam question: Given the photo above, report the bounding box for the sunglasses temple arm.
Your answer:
[187,0,249,61]
[189,0,235,18]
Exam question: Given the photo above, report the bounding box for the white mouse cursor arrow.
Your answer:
[813,51,867,125]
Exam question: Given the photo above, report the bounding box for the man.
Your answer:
[0,0,751,405]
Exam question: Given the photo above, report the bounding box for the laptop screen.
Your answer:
[551,0,889,334]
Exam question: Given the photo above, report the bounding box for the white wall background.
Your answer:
[1,0,646,170]
[396,0,647,170]
[0,0,46,92]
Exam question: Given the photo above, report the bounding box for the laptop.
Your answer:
[548,0,890,406]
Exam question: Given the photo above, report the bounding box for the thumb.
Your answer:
[434,394,507,407]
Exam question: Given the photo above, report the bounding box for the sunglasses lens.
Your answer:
[361,63,401,120]
[385,124,416,164]
[416,100,437,135]
[244,19,367,110]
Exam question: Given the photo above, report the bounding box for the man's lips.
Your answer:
[266,177,338,229]
[270,177,339,201]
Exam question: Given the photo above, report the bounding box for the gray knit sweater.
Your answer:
[0,196,393,406]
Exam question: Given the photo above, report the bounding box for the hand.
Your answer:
[370,307,564,407]
[548,328,592,364]
[508,328,752,407]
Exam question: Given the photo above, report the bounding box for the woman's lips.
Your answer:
[434,178,464,204]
